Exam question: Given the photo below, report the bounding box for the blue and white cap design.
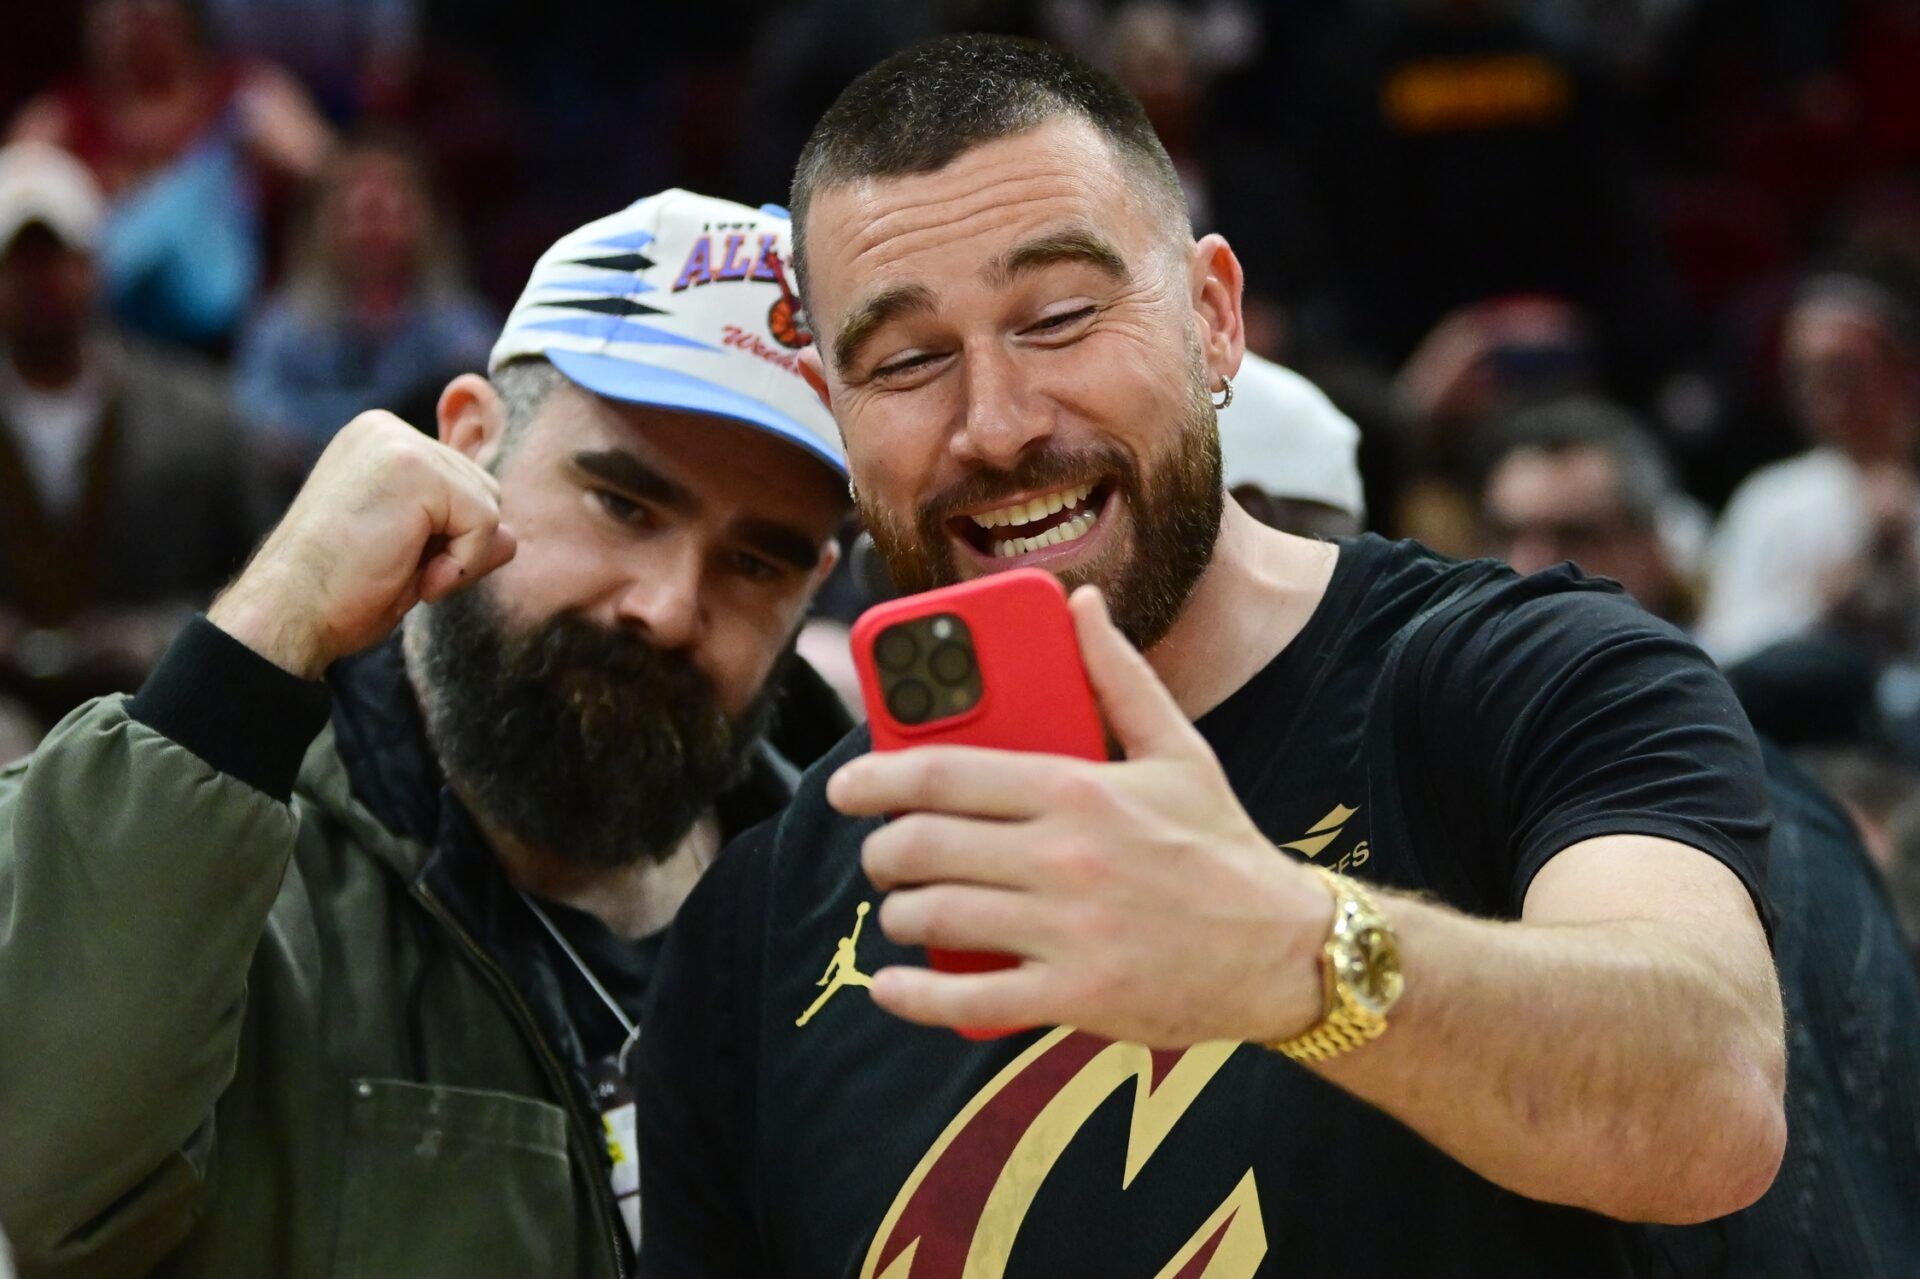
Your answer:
[490,188,845,477]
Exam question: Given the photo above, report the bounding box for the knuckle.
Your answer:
[347,409,407,445]
[1049,835,1109,889]
[1044,767,1108,813]
[909,751,955,797]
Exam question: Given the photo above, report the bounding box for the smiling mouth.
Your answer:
[951,479,1114,559]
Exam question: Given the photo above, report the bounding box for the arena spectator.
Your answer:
[0,140,267,725]
[1218,352,1367,538]
[1390,293,1599,552]
[1699,273,1920,663]
[1476,396,1703,626]
[7,0,334,347]
[202,0,419,119]
[1099,1,1292,296]
[233,133,494,492]
[1886,797,1920,953]
[1290,0,1675,386]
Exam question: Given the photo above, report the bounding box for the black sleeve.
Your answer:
[1423,587,1773,930]
[126,614,333,802]
[635,817,775,1278]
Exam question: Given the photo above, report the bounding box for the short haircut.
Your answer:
[489,357,568,460]
[789,33,1189,301]
[1477,396,1678,527]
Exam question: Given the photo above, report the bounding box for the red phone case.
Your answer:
[851,568,1107,1040]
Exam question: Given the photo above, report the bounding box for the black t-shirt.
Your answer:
[635,536,1773,1278]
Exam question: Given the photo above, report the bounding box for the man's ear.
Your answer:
[1188,233,1247,389]
[806,534,843,598]
[797,344,833,410]
[437,373,507,467]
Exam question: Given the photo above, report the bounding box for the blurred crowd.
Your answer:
[1,0,1918,947]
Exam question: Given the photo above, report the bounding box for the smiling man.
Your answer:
[0,190,849,1278]
[634,37,1785,1279]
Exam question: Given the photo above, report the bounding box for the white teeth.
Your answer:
[969,482,1097,530]
[988,510,1098,558]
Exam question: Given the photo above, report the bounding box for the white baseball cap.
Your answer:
[0,142,105,254]
[490,188,845,476]
[1219,354,1366,520]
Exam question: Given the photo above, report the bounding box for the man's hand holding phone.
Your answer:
[830,585,1334,1050]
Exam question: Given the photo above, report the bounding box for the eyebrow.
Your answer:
[732,517,824,572]
[829,228,1130,377]
[571,449,695,513]
[573,448,822,572]
[831,282,937,377]
[982,228,1129,290]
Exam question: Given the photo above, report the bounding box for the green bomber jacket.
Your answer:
[0,617,825,1278]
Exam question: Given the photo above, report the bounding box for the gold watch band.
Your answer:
[1269,1000,1388,1063]
[1268,867,1396,1064]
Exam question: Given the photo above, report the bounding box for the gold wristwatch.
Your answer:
[1268,866,1404,1064]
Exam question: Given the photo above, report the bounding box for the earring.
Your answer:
[1212,375,1234,411]
[847,476,859,504]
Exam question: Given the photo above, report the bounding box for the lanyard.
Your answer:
[516,888,643,1072]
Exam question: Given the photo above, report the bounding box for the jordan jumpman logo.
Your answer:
[797,901,875,1027]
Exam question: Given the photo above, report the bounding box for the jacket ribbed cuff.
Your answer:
[127,615,333,802]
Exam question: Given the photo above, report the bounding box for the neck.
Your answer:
[1144,502,1341,720]
[462,782,717,941]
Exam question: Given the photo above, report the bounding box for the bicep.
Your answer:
[1523,834,1772,981]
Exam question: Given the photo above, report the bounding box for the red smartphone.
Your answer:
[851,568,1108,1040]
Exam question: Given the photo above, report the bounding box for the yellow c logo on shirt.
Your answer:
[861,1029,1266,1279]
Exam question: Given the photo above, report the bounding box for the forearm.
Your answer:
[1308,894,1786,1223]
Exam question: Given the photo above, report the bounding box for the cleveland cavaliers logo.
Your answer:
[861,1029,1267,1278]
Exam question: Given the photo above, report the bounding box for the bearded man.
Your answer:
[0,190,850,1278]
[635,37,1786,1278]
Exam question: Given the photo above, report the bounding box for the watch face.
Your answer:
[1342,923,1404,1015]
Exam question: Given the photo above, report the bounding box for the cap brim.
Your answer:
[547,347,846,477]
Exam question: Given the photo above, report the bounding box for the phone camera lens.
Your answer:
[887,679,935,724]
[875,628,918,672]
[928,642,973,686]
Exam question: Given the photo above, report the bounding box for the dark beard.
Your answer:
[413,583,782,870]
[860,358,1224,649]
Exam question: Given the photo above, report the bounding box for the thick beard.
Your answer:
[860,353,1224,649]
[413,582,783,871]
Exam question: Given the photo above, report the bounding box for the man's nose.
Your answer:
[613,543,704,651]
[949,345,1051,471]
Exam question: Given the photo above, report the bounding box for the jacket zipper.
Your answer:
[415,884,635,1279]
